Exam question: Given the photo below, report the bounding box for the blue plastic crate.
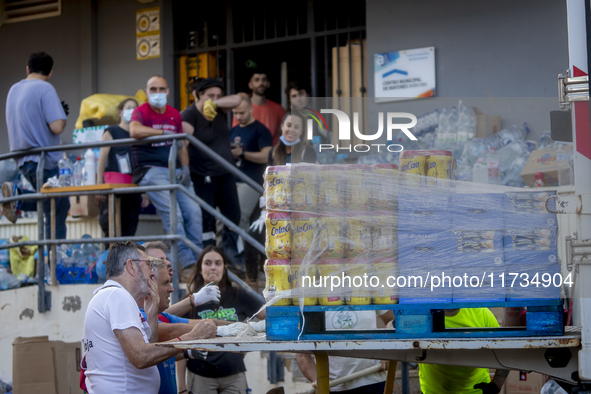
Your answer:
[56,264,98,284]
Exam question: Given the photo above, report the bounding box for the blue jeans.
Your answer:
[20,161,70,240]
[139,167,203,268]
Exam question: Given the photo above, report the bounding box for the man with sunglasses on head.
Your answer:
[82,242,217,394]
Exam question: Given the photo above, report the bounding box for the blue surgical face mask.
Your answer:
[149,93,167,109]
[280,135,301,146]
[122,108,134,123]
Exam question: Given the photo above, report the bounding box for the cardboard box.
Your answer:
[69,195,99,217]
[504,191,558,229]
[72,125,107,144]
[520,145,573,187]
[398,231,454,304]
[504,371,546,394]
[13,336,82,394]
[398,194,451,231]
[473,107,502,138]
[451,194,505,230]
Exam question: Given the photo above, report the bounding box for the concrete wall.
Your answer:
[95,0,175,101]
[0,285,311,392]
[0,0,85,150]
[0,0,175,154]
[365,0,569,140]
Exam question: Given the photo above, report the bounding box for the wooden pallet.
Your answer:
[265,300,564,341]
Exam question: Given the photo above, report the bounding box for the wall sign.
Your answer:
[136,7,160,60]
[374,46,436,103]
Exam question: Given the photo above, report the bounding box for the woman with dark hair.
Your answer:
[96,98,145,238]
[267,112,317,166]
[177,245,265,394]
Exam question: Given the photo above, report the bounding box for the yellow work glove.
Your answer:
[203,99,218,121]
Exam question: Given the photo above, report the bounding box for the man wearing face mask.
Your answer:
[96,98,144,240]
[129,75,204,275]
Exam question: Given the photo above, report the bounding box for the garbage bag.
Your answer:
[75,90,147,129]
[9,235,38,277]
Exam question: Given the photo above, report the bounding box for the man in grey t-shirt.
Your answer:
[3,52,69,238]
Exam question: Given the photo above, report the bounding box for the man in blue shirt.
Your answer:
[138,258,190,394]
[230,95,273,232]
[4,52,69,232]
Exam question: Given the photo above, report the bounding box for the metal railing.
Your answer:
[0,134,265,311]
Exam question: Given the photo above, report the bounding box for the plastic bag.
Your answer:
[75,90,147,129]
[541,380,568,394]
[0,268,20,290]
[9,235,38,277]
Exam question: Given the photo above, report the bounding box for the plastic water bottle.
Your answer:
[446,106,459,144]
[457,105,476,142]
[487,148,501,185]
[502,155,527,187]
[497,141,527,174]
[58,153,73,187]
[73,157,83,186]
[436,107,450,146]
[457,160,473,182]
[472,158,489,184]
[537,130,553,149]
[495,124,528,146]
[84,149,96,185]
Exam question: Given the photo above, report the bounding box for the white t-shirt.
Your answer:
[325,310,388,391]
[82,280,160,394]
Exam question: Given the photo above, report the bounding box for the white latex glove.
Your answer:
[249,320,266,333]
[217,322,257,337]
[192,285,221,306]
[249,209,266,233]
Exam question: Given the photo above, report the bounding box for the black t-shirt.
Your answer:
[186,285,264,378]
[230,120,272,186]
[267,144,317,166]
[104,125,131,174]
[181,105,234,176]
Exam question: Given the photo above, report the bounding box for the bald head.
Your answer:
[147,75,168,94]
[233,95,254,126]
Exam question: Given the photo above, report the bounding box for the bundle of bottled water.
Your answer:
[56,234,101,268]
[434,101,477,158]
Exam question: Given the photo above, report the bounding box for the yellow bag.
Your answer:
[75,90,147,129]
[9,235,38,278]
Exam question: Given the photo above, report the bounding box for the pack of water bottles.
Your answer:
[55,234,101,284]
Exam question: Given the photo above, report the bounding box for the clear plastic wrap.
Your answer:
[262,155,564,308]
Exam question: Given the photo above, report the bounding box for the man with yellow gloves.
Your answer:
[383,308,509,394]
[420,308,509,393]
[181,78,245,277]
